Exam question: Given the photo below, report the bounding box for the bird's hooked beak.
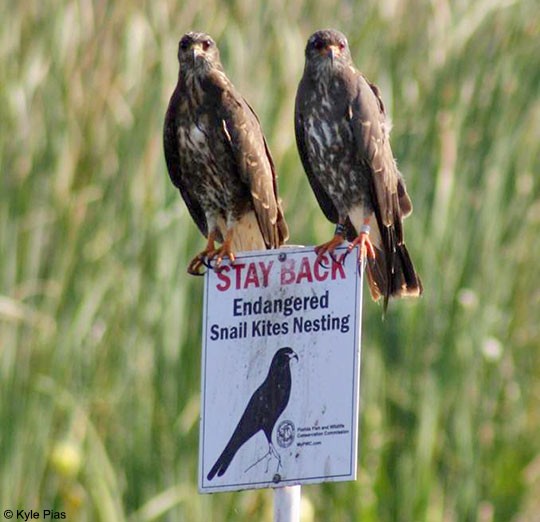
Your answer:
[290,351,299,362]
[323,44,340,66]
[191,44,205,65]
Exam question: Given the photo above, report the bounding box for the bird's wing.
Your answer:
[294,80,340,224]
[369,79,413,218]
[257,114,289,245]
[246,100,289,245]
[215,74,287,248]
[163,90,208,237]
[349,73,412,235]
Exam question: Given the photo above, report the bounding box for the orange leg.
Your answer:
[314,223,346,264]
[213,229,236,271]
[187,230,218,276]
[347,218,376,262]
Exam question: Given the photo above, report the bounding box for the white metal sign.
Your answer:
[199,246,363,493]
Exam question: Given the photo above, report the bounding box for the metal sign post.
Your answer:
[198,246,364,519]
[274,485,301,522]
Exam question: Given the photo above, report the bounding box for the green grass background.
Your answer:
[1,0,539,520]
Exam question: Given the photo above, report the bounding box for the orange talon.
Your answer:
[213,230,236,271]
[187,256,205,275]
[347,221,376,262]
[315,223,346,265]
[187,231,217,276]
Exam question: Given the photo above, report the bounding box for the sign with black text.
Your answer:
[199,246,363,493]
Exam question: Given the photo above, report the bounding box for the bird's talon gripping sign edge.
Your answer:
[200,256,214,271]
[347,231,376,263]
[187,256,207,276]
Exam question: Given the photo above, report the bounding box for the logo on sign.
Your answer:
[276,420,295,448]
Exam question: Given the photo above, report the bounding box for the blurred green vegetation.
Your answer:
[1,0,539,520]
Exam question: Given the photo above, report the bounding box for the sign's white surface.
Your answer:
[199,246,363,493]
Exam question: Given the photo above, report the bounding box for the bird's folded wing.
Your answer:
[220,87,287,247]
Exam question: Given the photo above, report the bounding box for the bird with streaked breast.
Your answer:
[295,29,422,308]
[164,32,288,275]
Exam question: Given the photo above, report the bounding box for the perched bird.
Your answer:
[295,29,422,307]
[207,347,298,481]
[164,32,288,275]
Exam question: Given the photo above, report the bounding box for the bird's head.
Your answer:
[304,29,353,76]
[273,347,299,367]
[177,32,223,78]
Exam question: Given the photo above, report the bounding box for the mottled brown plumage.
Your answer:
[295,29,422,307]
[164,32,288,274]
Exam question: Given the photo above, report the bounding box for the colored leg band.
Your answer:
[335,223,346,236]
[360,224,371,234]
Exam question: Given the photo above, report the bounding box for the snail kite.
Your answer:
[295,29,422,306]
[207,347,298,480]
[164,32,288,274]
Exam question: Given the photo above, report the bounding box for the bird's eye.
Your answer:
[202,39,212,51]
[180,39,190,51]
[338,40,346,50]
[313,39,324,50]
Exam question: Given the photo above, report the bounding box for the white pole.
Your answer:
[274,485,301,522]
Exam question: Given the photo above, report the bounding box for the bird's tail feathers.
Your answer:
[367,241,423,310]
[207,443,236,481]
[347,210,422,309]
[394,243,423,298]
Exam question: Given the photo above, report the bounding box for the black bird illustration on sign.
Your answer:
[207,347,298,481]
[163,32,288,275]
[295,29,422,308]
